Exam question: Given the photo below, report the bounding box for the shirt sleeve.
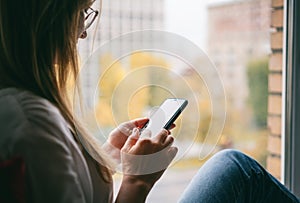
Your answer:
[11,98,89,203]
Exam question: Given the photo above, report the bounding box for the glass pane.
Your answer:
[77,0,271,202]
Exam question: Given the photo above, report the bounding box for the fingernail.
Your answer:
[163,129,168,134]
[132,128,138,134]
[131,128,140,139]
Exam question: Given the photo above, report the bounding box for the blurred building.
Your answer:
[78,0,165,108]
[207,0,271,110]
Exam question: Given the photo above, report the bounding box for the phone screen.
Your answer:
[140,98,188,138]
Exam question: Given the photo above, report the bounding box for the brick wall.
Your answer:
[267,0,284,180]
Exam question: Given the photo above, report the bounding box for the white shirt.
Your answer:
[0,88,113,203]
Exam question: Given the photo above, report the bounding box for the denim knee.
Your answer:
[210,149,262,177]
[179,149,254,203]
[180,149,300,203]
[212,149,247,163]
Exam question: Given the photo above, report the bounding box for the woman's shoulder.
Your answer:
[0,87,71,156]
[0,87,61,119]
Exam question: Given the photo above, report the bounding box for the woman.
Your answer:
[0,0,176,202]
[0,0,299,203]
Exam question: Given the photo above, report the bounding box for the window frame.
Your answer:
[284,0,300,196]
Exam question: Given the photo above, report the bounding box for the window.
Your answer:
[77,0,300,201]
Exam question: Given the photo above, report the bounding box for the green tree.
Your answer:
[247,58,269,128]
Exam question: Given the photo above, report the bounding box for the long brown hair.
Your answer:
[0,0,113,181]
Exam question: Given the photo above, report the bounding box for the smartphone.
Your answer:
[140,98,188,138]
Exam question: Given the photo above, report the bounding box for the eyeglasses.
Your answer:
[83,7,99,31]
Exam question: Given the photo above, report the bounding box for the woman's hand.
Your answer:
[116,128,178,203]
[122,128,178,184]
[108,118,149,149]
[102,118,149,162]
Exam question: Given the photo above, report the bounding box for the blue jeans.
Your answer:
[178,149,300,203]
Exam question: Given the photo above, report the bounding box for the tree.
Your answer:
[246,58,269,128]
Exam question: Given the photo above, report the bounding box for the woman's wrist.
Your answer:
[102,142,121,164]
[122,175,153,191]
[116,175,153,203]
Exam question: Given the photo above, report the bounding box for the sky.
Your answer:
[164,0,234,50]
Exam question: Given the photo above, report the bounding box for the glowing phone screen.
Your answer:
[140,98,188,138]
